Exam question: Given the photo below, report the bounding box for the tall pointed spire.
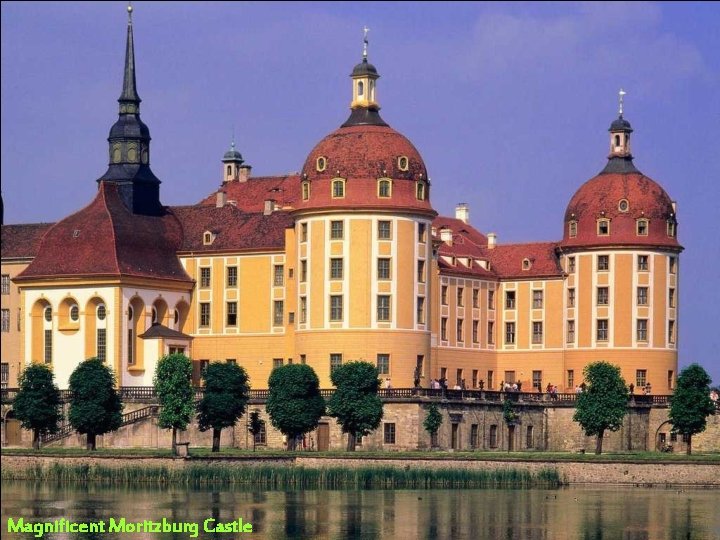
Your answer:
[119,3,140,112]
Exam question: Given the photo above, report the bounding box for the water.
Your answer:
[2,482,719,540]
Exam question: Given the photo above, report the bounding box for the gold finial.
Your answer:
[618,88,626,117]
[363,26,369,60]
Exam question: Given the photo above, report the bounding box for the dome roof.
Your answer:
[223,148,243,162]
[609,115,633,132]
[352,58,378,77]
[561,171,680,249]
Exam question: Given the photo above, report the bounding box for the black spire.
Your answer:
[97,4,162,216]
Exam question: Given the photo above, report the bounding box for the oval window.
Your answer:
[618,199,629,212]
[316,156,327,172]
[70,305,79,322]
[398,156,409,171]
[97,304,106,321]
[44,306,52,322]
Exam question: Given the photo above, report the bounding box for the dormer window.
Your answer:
[618,199,629,213]
[636,219,649,236]
[597,219,610,236]
[302,181,310,201]
[522,258,532,271]
[203,231,215,246]
[398,156,409,171]
[667,220,677,237]
[416,181,427,201]
[316,156,327,172]
[378,178,392,198]
[332,178,345,199]
[568,220,577,238]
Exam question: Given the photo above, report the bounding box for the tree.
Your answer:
[423,403,443,448]
[266,364,325,450]
[13,364,62,449]
[154,353,194,455]
[669,364,715,455]
[68,358,123,450]
[247,409,263,451]
[503,398,519,425]
[197,362,250,452]
[573,361,628,454]
[326,361,383,451]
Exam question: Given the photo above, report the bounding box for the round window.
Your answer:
[97,304,106,321]
[44,306,52,322]
[70,305,79,322]
[618,199,629,212]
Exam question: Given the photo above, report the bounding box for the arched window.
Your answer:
[378,179,391,198]
[358,81,364,97]
[614,135,621,147]
[226,165,232,176]
[416,181,426,201]
[332,179,345,199]
[44,306,52,322]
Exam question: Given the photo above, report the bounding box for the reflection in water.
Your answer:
[2,483,719,540]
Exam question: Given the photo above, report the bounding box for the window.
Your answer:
[567,320,575,343]
[1,275,9,295]
[618,199,629,212]
[127,328,134,365]
[301,223,308,242]
[505,322,516,344]
[330,220,344,239]
[417,260,425,283]
[505,291,516,309]
[300,260,307,282]
[377,295,391,321]
[569,221,577,237]
[329,353,342,373]
[384,423,396,444]
[441,317,448,341]
[273,301,284,326]
[97,304,106,321]
[398,156,409,171]
[470,424,479,449]
[200,267,211,288]
[457,287,464,307]
[302,181,310,201]
[532,290,543,309]
[225,358,236,364]
[505,371,516,384]
[300,354,306,364]
[227,302,237,326]
[378,220,392,240]
[638,255,648,271]
[472,320,479,343]
[568,288,576,308]
[637,219,649,236]
[669,288,675,308]
[330,258,343,280]
[669,256,677,274]
[636,369,647,387]
[151,306,158,324]
[441,285,448,305]
[377,258,391,280]
[597,319,608,341]
[597,219,610,236]
[487,370,494,390]
[273,358,283,369]
[227,266,237,287]
[532,322,543,344]
[203,232,213,245]
[523,425,534,448]
[597,287,609,305]
[1,309,9,332]
[330,295,343,321]
[667,220,676,237]
[637,319,648,341]
[299,297,307,324]
[471,289,479,308]
[44,306,52,322]
[417,297,425,324]
[418,223,427,242]
[522,258,532,271]
[416,181,426,200]
[456,319,464,342]
[667,370,674,390]
[97,329,106,361]
[532,371,542,390]
[489,425,498,448]
[274,265,284,286]
[200,303,210,327]
[332,179,345,198]
[254,421,267,445]
[637,287,648,306]
[668,320,676,343]
[1,363,8,390]
[471,369,479,388]
[316,156,327,171]
[488,290,495,310]
[378,179,391,198]
[377,354,390,375]
[568,256,576,273]
[44,329,52,364]
[567,369,575,389]
[598,255,609,271]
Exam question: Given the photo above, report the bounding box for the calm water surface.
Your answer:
[2,482,719,540]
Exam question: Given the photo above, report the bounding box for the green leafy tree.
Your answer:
[13,364,62,449]
[68,358,123,450]
[327,361,383,451]
[503,398,519,425]
[423,403,443,448]
[154,353,194,455]
[669,364,715,455]
[197,362,250,452]
[247,409,263,451]
[573,361,628,454]
[266,364,325,450]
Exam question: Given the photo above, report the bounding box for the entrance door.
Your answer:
[508,425,515,451]
[317,423,330,451]
[5,414,22,446]
[451,423,459,450]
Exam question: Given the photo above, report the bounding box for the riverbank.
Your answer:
[2,453,718,487]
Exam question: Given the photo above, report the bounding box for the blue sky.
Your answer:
[2,2,719,385]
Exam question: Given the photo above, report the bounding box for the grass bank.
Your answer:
[1,462,562,489]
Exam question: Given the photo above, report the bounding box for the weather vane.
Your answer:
[618,88,626,117]
[363,26,369,59]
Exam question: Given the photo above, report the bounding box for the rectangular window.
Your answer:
[384,423,396,444]
[377,354,390,375]
[457,287,464,307]
[378,220,392,240]
[598,220,610,235]
[377,258,391,280]
[456,319,464,342]
[226,358,236,364]
[330,258,343,280]
[598,255,609,271]
[416,355,425,378]
[441,317,448,341]
[532,322,543,344]
[1,274,9,295]
[289,312,295,324]
[489,425,498,448]
[638,255,649,271]
[226,266,237,287]
[505,291,516,309]
[637,219,648,236]
[301,222,308,242]
[567,320,575,343]
[532,371,542,390]
[567,369,575,389]
[533,290,543,309]
[636,369,647,387]
[329,353,342,373]
[487,370,494,390]
[505,322,516,344]
[273,358,283,369]
[472,288,479,308]
[300,297,307,323]
[441,285,448,305]
[487,321,495,344]
[470,424,479,449]
[200,303,211,327]
[200,267,211,288]
[637,319,648,341]
[668,320,676,343]
[667,370,674,390]
[254,421,267,445]
[568,256,576,273]
[417,260,426,283]
[330,295,343,321]
[417,297,425,324]
[526,425,534,448]
[300,260,307,282]
[669,288,675,308]
[456,369,463,386]
[0,363,8,390]
[488,290,495,310]
[273,301,284,326]
[96,329,106,362]
[418,223,427,242]
[597,319,608,341]
[637,287,648,306]
[472,369,478,388]
[127,329,133,365]
[274,264,284,286]
[44,329,53,364]
[472,320,479,343]
[597,287,609,305]
[377,295,391,321]
[568,288,576,308]
[505,371,516,384]
[330,220,344,240]
[227,302,237,326]
[0,309,9,332]
[199,359,210,376]
[332,179,345,198]
[669,256,677,274]
[300,354,306,364]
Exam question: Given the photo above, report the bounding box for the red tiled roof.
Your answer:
[199,175,301,213]
[561,172,681,250]
[484,242,563,279]
[16,183,191,283]
[1,223,53,259]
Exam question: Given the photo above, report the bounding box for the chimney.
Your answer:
[263,199,275,216]
[455,203,469,224]
[487,233,497,249]
[239,164,252,183]
[216,191,227,208]
[440,227,453,246]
